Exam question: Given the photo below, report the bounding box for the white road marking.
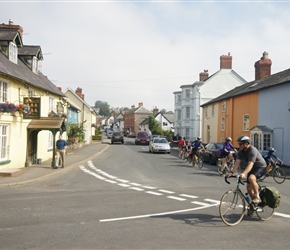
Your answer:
[180,194,198,199]
[116,179,130,183]
[130,183,142,186]
[143,186,157,189]
[191,201,212,206]
[158,189,175,194]
[146,191,163,196]
[273,212,290,218]
[129,187,144,191]
[100,204,218,222]
[80,165,290,220]
[167,196,187,201]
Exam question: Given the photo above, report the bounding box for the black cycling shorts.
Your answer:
[247,166,267,183]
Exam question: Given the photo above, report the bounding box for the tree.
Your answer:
[148,115,163,135]
[94,101,110,116]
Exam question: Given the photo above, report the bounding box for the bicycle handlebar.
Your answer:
[224,175,245,185]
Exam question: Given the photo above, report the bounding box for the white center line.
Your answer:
[167,196,187,201]
[146,191,163,196]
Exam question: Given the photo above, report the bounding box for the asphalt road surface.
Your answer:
[1,137,290,249]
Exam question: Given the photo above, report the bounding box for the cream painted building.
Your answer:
[0,20,67,170]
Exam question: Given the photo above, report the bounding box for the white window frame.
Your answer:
[243,114,250,131]
[0,124,9,161]
[222,101,226,112]
[212,104,215,117]
[32,56,38,74]
[9,42,18,64]
[0,80,8,103]
[177,95,181,103]
[177,110,181,120]
[221,116,225,131]
[48,131,53,150]
[185,127,190,139]
[185,89,190,99]
[49,97,54,111]
[186,106,190,119]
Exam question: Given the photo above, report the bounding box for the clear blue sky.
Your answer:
[1,1,290,111]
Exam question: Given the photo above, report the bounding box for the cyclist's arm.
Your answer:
[226,159,241,177]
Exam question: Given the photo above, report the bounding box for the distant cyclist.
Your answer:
[185,141,192,162]
[220,137,237,172]
[226,136,267,204]
[191,137,205,163]
[263,147,283,173]
[177,137,186,159]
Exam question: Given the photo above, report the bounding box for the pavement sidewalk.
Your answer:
[0,142,109,186]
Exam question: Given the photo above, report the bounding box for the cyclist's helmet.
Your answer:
[226,137,232,141]
[197,137,201,140]
[268,147,276,152]
[237,136,251,143]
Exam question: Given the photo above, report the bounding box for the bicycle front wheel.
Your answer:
[217,159,224,175]
[256,203,275,221]
[273,168,286,184]
[198,156,204,169]
[219,190,246,226]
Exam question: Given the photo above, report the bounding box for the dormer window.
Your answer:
[32,56,38,74]
[9,42,18,64]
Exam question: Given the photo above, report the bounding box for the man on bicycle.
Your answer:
[191,137,204,163]
[226,136,267,204]
[220,137,237,172]
[263,147,283,173]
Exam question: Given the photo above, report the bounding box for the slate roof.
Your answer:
[18,45,43,60]
[201,68,290,106]
[0,51,64,97]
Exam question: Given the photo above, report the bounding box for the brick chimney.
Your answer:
[199,69,209,81]
[57,87,62,92]
[220,52,232,69]
[153,106,159,116]
[75,87,84,100]
[138,102,143,107]
[131,105,135,109]
[254,51,272,81]
[0,19,24,39]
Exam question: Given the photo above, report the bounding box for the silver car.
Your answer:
[149,137,171,154]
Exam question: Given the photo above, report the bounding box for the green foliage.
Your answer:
[67,122,85,144]
[148,115,174,140]
[94,100,110,116]
[148,115,163,135]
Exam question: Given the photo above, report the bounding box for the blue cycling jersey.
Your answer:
[263,152,278,162]
[191,140,202,149]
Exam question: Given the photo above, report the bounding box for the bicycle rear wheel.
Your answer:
[255,203,275,220]
[198,156,204,169]
[217,159,224,175]
[273,168,286,184]
[219,190,246,226]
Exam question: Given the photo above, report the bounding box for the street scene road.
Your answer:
[1,137,290,249]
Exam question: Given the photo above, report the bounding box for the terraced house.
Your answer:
[201,52,290,166]
[0,20,68,171]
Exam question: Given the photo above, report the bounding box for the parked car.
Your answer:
[135,131,150,145]
[107,130,113,139]
[149,137,171,154]
[111,132,124,144]
[200,142,223,165]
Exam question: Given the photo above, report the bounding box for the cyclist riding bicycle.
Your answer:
[177,137,186,159]
[226,136,267,204]
[220,137,237,172]
[263,147,283,173]
[191,137,205,163]
[185,141,192,162]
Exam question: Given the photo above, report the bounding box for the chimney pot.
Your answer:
[220,53,232,69]
[199,69,209,81]
[254,51,272,80]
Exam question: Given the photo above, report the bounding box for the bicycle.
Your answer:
[192,149,203,169]
[217,151,236,175]
[259,162,286,184]
[219,175,275,226]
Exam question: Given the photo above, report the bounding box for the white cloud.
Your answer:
[1,1,290,111]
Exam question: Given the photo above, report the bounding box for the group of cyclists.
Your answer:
[177,136,204,163]
[176,135,284,205]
